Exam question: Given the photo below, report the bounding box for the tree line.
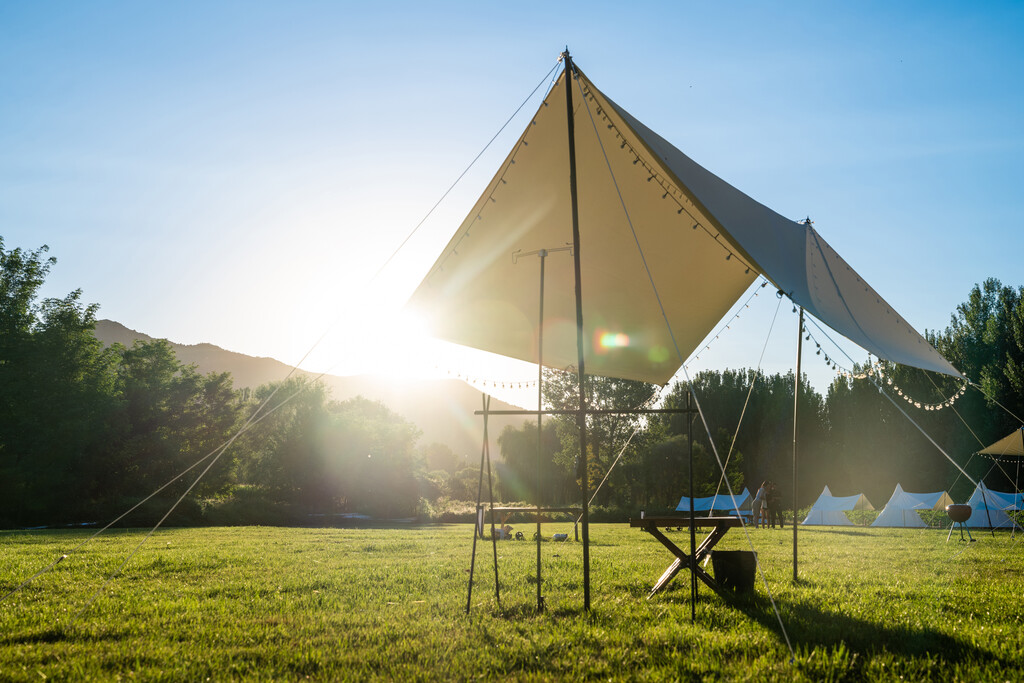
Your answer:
[0,240,429,527]
[2,237,1022,526]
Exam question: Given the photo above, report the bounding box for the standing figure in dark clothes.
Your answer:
[766,481,784,528]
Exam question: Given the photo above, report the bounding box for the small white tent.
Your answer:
[965,482,1023,529]
[870,484,953,528]
[802,485,874,526]
[676,488,750,515]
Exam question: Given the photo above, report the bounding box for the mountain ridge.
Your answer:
[94,319,524,461]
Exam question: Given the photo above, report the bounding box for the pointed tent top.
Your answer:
[808,486,874,511]
[879,485,953,511]
[407,59,961,384]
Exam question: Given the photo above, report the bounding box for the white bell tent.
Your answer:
[870,484,953,528]
[964,482,1023,529]
[802,485,874,526]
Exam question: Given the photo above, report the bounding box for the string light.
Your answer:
[591,100,757,275]
[683,276,769,370]
[446,366,539,391]
[803,320,970,412]
[978,451,1024,464]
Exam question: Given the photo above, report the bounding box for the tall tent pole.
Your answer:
[688,390,697,621]
[1016,428,1021,539]
[793,305,804,582]
[482,395,501,608]
[980,480,995,535]
[466,397,490,613]
[536,249,547,612]
[562,49,591,611]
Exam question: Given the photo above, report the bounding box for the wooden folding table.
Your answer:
[630,516,744,598]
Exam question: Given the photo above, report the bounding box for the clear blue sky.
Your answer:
[2,1,1022,400]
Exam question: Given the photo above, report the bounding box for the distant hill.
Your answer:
[94,320,525,461]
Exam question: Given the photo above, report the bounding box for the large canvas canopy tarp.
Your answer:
[870,484,953,528]
[965,482,1023,529]
[407,63,961,384]
[802,485,874,526]
[675,488,750,514]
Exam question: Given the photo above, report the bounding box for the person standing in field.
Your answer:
[766,480,784,528]
[751,482,767,528]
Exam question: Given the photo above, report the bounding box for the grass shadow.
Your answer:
[731,592,1006,667]
[807,528,875,537]
[489,602,589,620]
[0,626,125,646]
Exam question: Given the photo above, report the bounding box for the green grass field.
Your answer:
[0,523,1021,681]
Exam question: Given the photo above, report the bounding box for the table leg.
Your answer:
[644,525,731,598]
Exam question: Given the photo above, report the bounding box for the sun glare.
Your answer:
[319,303,438,380]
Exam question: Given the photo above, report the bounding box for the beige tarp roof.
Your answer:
[407,64,961,384]
[979,428,1024,457]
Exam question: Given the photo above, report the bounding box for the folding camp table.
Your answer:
[630,516,744,598]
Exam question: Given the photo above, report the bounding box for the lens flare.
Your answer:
[597,331,630,352]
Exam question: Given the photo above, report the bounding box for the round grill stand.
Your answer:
[946,504,974,542]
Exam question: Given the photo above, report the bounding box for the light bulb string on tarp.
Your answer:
[687,280,771,366]
[801,312,968,412]
[577,82,757,275]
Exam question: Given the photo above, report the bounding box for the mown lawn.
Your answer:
[0,523,1020,681]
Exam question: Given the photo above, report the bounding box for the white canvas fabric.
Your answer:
[408,63,961,384]
[870,484,954,528]
[979,428,1024,457]
[965,482,1022,529]
[802,485,874,526]
[675,488,750,514]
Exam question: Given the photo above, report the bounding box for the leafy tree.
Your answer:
[496,420,564,503]
[0,241,120,524]
[420,442,463,474]
[102,339,241,513]
[937,280,1024,432]
[653,370,823,507]
[234,377,331,505]
[326,396,422,517]
[541,368,659,506]
[238,387,424,517]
